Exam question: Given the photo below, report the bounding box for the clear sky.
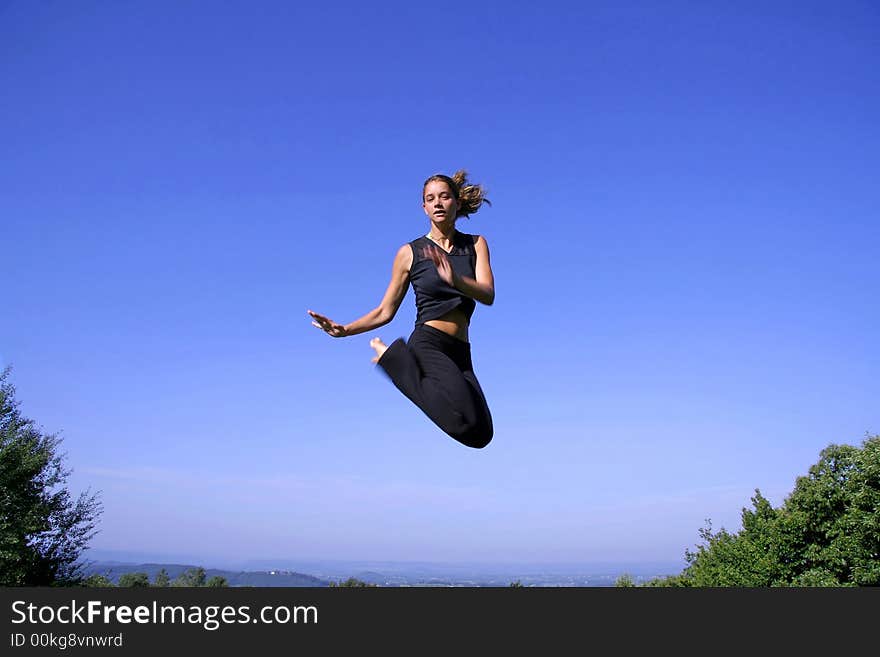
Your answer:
[2,1,878,570]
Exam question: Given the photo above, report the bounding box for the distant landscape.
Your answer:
[81,551,684,587]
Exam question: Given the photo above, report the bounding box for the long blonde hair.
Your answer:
[422,169,491,219]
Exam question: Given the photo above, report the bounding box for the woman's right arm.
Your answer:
[309,244,412,338]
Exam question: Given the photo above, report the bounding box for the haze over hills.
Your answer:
[82,562,330,587]
[81,549,684,587]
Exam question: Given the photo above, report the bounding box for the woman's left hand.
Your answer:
[421,245,456,288]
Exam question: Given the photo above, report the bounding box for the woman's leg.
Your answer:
[460,368,493,448]
[375,327,492,448]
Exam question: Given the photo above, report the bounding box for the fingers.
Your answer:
[308,310,332,326]
[308,310,337,334]
[419,246,453,285]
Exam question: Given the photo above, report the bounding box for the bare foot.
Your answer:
[370,337,387,363]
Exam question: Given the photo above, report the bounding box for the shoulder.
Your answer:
[470,235,491,265]
[394,243,414,272]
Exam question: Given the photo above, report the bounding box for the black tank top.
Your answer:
[409,231,478,326]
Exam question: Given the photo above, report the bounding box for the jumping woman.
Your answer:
[308,170,495,449]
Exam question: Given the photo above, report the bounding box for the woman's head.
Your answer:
[422,169,491,220]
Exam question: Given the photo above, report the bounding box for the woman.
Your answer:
[308,170,495,448]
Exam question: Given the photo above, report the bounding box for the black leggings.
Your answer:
[376,324,493,448]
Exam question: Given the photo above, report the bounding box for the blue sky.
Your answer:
[2,1,878,570]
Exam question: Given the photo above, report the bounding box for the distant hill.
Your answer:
[82,562,330,587]
[79,557,685,587]
[350,571,388,585]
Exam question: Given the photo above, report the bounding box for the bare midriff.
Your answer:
[424,307,470,343]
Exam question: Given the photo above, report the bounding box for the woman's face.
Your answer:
[422,180,458,222]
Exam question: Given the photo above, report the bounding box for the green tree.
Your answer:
[329,577,376,587]
[0,368,102,586]
[206,575,228,587]
[117,572,151,587]
[652,435,880,587]
[614,574,636,587]
[153,568,170,587]
[81,574,114,587]
[172,567,207,587]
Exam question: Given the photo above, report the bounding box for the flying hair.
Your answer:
[423,169,491,219]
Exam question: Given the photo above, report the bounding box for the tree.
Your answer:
[206,575,228,587]
[81,574,114,587]
[0,368,102,586]
[153,568,171,587]
[172,567,207,587]
[329,577,376,587]
[649,435,880,587]
[614,574,636,587]
[117,572,151,587]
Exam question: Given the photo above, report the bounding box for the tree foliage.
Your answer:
[614,573,636,587]
[81,574,114,587]
[648,435,880,587]
[172,567,207,587]
[77,566,227,587]
[117,572,151,587]
[329,577,377,587]
[167,567,226,587]
[153,568,171,587]
[0,368,102,586]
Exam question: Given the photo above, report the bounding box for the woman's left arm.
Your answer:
[454,235,495,306]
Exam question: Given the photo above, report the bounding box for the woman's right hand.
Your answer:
[308,310,347,337]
